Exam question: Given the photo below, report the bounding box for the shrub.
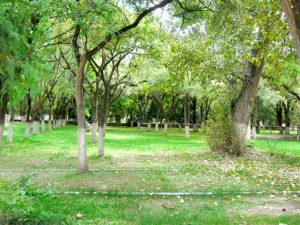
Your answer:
[0,179,34,224]
[207,115,243,156]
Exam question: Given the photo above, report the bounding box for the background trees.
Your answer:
[0,0,299,170]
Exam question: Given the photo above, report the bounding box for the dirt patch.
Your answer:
[229,196,300,216]
[238,203,300,216]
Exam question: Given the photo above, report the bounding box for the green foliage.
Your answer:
[0,179,34,223]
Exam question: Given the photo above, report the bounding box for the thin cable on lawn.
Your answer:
[30,189,300,197]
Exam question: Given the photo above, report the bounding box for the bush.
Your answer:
[0,179,76,224]
[207,116,243,156]
[0,179,34,224]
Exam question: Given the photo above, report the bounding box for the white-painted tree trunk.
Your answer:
[33,121,39,135]
[147,122,151,132]
[78,127,88,171]
[185,125,190,139]
[130,121,134,127]
[251,126,256,139]
[21,116,26,123]
[48,119,52,131]
[137,121,141,129]
[42,120,46,133]
[164,123,168,135]
[25,122,31,138]
[58,119,62,128]
[62,119,66,127]
[98,126,105,157]
[155,122,159,132]
[7,121,13,143]
[91,122,98,143]
[246,121,251,140]
[103,124,106,137]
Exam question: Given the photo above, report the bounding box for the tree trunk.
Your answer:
[147,122,151,132]
[251,99,257,139]
[192,97,198,132]
[0,120,4,148]
[48,108,52,131]
[0,114,4,157]
[130,121,134,127]
[76,56,88,172]
[185,125,190,139]
[33,121,39,135]
[279,0,300,59]
[283,100,291,135]
[231,39,264,155]
[7,109,15,143]
[91,91,98,143]
[0,94,7,151]
[25,90,32,137]
[25,122,31,138]
[137,121,141,129]
[184,94,190,139]
[246,120,251,140]
[42,119,46,133]
[276,102,284,134]
[164,122,168,135]
[155,122,159,132]
[91,122,98,143]
[98,125,105,157]
[97,109,107,157]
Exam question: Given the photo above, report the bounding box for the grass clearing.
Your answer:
[1,123,300,224]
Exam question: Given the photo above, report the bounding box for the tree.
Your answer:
[279,0,300,59]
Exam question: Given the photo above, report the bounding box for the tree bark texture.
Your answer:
[76,56,88,172]
[279,0,300,59]
[231,43,264,155]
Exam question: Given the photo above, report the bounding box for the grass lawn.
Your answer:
[0,123,300,224]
